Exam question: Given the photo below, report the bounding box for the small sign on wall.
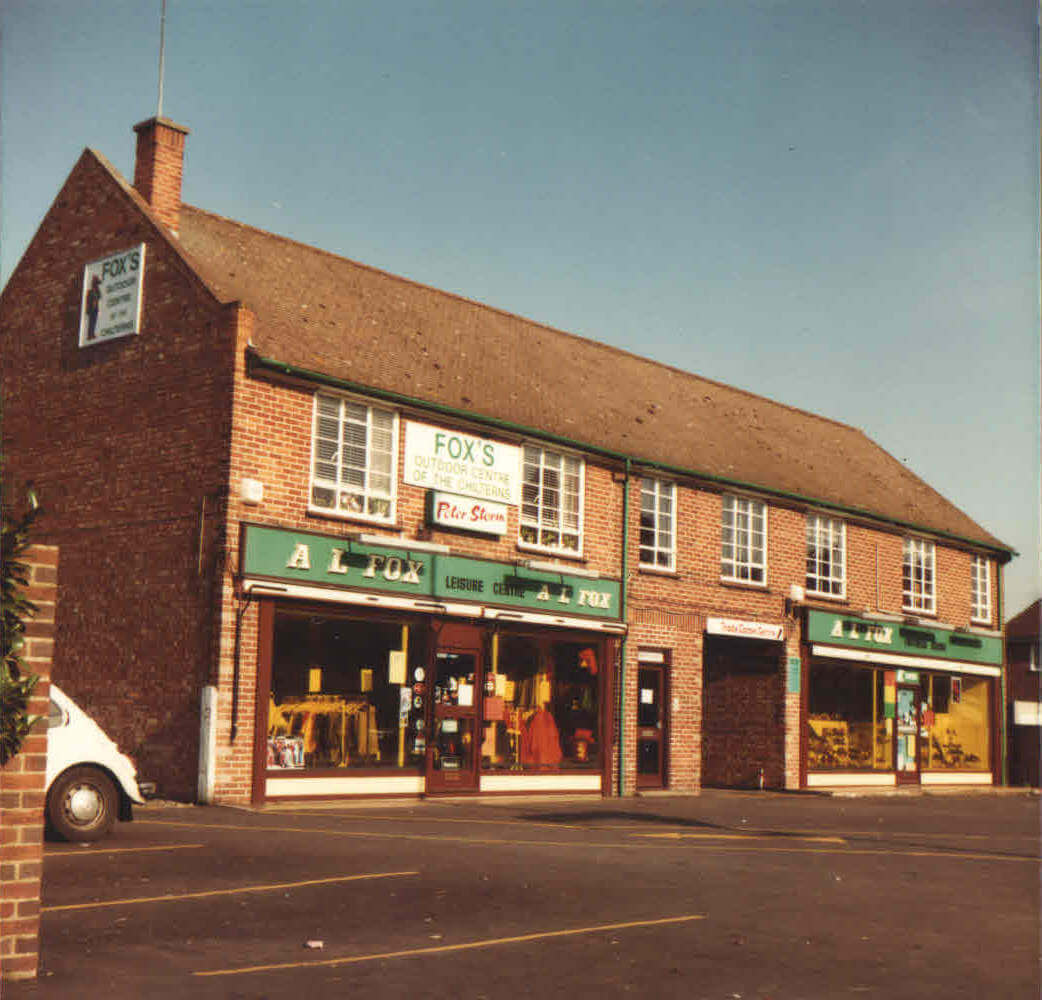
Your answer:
[786,656,801,694]
[428,491,508,536]
[79,244,146,347]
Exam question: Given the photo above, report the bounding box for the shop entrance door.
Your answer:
[637,664,667,789]
[895,685,920,784]
[426,624,482,795]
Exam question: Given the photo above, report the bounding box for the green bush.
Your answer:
[1,487,42,767]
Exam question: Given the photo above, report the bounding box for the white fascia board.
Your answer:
[242,578,483,618]
[810,644,1001,677]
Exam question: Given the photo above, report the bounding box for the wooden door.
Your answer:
[636,665,667,789]
[426,624,482,795]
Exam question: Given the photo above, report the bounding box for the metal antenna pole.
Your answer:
[157,0,167,118]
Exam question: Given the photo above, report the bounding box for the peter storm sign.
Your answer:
[428,492,508,536]
[79,245,146,347]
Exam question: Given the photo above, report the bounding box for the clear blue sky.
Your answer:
[2,1,1039,617]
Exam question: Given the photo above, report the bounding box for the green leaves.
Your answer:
[1,487,43,767]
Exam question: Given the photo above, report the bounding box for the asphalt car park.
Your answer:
[7,790,1040,999]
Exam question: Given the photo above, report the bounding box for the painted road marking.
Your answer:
[137,819,1040,864]
[45,843,205,858]
[267,810,587,832]
[42,870,418,914]
[633,832,846,844]
[194,913,706,978]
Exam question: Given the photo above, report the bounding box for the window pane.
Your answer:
[269,613,426,771]
[518,447,583,554]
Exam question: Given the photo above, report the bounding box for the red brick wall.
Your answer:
[133,119,189,234]
[0,152,236,801]
[1,545,57,982]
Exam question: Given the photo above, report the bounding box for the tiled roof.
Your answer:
[1007,600,1041,639]
[176,203,1009,553]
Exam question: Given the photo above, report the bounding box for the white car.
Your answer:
[45,685,146,842]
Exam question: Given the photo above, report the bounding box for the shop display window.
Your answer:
[807,663,892,770]
[267,612,428,770]
[920,674,990,770]
[481,636,600,770]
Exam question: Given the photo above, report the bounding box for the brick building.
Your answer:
[0,118,1014,804]
[1006,600,1041,786]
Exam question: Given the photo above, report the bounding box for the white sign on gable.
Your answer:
[404,422,521,505]
[79,245,146,347]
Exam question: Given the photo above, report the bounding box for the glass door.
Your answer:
[636,665,667,789]
[895,685,920,784]
[426,626,482,794]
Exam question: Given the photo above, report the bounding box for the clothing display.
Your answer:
[268,694,380,767]
[520,708,562,767]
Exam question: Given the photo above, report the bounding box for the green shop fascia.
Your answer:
[240,524,623,623]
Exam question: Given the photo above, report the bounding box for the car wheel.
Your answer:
[47,766,118,842]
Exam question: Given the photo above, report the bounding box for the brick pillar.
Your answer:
[1,544,58,982]
[783,630,803,790]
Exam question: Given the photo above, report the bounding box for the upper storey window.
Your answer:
[970,555,992,624]
[902,538,936,614]
[519,446,583,555]
[639,478,676,571]
[721,495,766,585]
[805,515,846,598]
[309,394,397,523]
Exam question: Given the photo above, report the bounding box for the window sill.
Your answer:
[516,541,585,563]
[719,577,768,591]
[805,589,847,603]
[901,606,938,619]
[307,506,400,530]
[638,564,678,578]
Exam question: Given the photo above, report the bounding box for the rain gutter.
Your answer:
[246,350,1017,561]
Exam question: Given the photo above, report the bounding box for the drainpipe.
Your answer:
[998,562,1007,786]
[618,458,631,797]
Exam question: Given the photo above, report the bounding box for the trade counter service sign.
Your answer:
[404,422,521,505]
[78,244,146,347]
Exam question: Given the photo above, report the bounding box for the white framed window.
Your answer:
[309,393,398,523]
[970,555,991,624]
[902,538,936,614]
[639,478,676,571]
[721,495,766,585]
[519,445,583,555]
[805,515,846,598]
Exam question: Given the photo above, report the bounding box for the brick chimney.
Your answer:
[132,117,190,235]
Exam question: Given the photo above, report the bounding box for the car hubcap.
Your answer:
[67,785,103,824]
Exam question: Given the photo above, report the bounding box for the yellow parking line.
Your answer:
[46,843,205,858]
[42,870,418,913]
[633,832,846,844]
[268,810,587,831]
[137,818,1039,864]
[195,913,706,977]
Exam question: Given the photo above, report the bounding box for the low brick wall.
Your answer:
[1,544,57,982]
